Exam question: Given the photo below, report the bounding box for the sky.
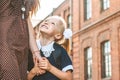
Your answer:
[31,0,65,27]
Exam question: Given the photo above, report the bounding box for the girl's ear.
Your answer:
[54,33,62,40]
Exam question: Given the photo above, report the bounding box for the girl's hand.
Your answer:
[33,57,46,76]
[39,57,52,71]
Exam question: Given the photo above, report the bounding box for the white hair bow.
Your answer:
[63,29,72,39]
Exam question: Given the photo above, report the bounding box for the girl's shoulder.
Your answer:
[53,43,66,51]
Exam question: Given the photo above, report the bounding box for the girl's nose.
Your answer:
[44,20,48,24]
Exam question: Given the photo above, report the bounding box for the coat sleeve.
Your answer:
[0,0,11,14]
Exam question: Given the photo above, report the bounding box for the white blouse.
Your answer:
[36,39,55,57]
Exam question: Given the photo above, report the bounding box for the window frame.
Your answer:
[101,0,110,11]
[101,40,112,78]
[84,0,92,20]
[84,47,92,80]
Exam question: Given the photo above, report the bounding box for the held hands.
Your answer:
[32,52,51,76]
[32,51,46,75]
[33,57,52,76]
[33,58,46,76]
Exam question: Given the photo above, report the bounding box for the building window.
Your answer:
[101,41,112,78]
[85,47,92,80]
[84,0,92,20]
[101,0,110,10]
[67,15,71,28]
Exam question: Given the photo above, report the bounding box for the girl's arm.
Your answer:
[49,65,73,80]
[40,57,73,80]
[27,58,39,80]
[27,68,37,80]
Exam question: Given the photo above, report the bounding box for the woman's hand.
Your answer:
[32,51,41,63]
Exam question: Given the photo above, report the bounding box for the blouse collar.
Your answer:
[36,39,55,57]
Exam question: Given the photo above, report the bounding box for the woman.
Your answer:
[0,0,41,80]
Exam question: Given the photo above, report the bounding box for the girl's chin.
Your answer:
[40,30,48,34]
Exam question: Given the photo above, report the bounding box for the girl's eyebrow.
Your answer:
[44,19,48,22]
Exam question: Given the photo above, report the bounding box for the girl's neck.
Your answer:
[40,35,54,46]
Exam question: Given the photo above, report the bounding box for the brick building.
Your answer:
[72,0,120,80]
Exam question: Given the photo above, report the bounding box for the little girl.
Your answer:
[28,16,73,80]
